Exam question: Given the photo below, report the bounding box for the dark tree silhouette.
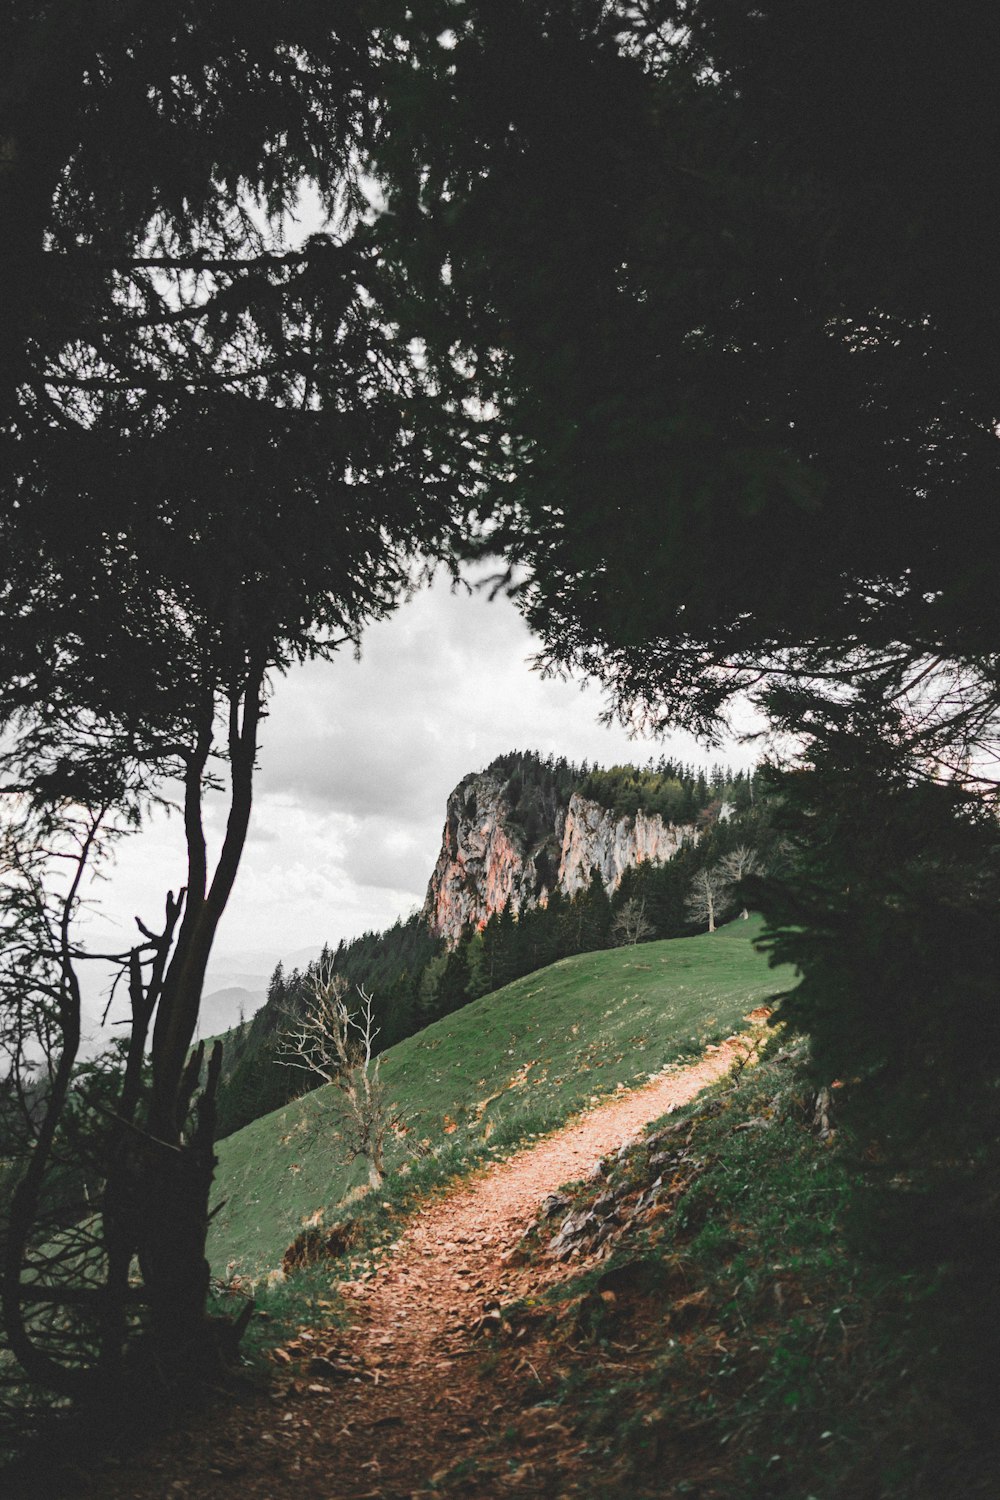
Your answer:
[373,3,1000,759]
[0,1,473,1418]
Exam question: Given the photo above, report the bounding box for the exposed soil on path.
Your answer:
[83,1034,756,1500]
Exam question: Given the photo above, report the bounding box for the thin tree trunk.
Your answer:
[134,664,264,1385]
[135,1042,225,1382]
[100,896,182,1395]
[150,667,262,1137]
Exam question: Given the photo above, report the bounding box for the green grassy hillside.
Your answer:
[208,918,788,1277]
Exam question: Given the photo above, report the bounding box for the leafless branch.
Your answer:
[279,966,403,1188]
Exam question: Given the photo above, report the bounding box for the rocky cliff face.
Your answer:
[422,772,565,942]
[557,792,697,898]
[424,771,697,943]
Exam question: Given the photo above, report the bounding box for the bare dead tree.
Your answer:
[279,969,402,1189]
[685,866,728,934]
[716,846,766,919]
[0,799,111,1411]
[0,787,197,1425]
[611,896,655,946]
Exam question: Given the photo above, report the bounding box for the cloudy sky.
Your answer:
[85,569,759,988]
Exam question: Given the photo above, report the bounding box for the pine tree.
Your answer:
[756,691,1000,1157]
[478,909,506,996]
[575,868,613,953]
[436,940,472,1019]
[266,962,286,1010]
[543,888,572,961]
[491,904,520,991]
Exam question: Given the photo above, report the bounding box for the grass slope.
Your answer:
[209,918,786,1277]
[473,1046,999,1498]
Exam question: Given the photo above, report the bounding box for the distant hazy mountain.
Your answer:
[203,944,324,997]
[195,986,267,1041]
[75,945,322,1056]
[195,944,325,1039]
[205,944,323,983]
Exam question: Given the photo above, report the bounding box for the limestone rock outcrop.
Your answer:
[557,793,696,897]
[423,768,698,943]
[422,772,564,943]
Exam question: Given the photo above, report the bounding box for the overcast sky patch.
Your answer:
[79,569,756,1030]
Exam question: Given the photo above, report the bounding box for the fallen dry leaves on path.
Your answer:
[90,1031,760,1500]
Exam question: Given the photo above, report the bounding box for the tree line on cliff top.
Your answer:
[4,0,1000,1450]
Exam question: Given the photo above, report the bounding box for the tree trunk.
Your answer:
[134,673,262,1386]
[125,672,262,1393]
[134,1042,225,1385]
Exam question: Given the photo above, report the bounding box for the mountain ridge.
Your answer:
[421,751,738,943]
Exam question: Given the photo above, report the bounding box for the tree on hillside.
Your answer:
[685,867,728,936]
[573,868,613,953]
[755,689,1000,1153]
[717,847,765,921]
[479,904,520,996]
[612,849,698,942]
[611,896,654,947]
[517,896,561,974]
[416,952,450,1028]
[435,938,472,1020]
[278,972,401,1189]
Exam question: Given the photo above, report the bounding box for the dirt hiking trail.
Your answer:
[90,1034,756,1500]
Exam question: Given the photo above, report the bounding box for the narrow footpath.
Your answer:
[94,1036,753,1500]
